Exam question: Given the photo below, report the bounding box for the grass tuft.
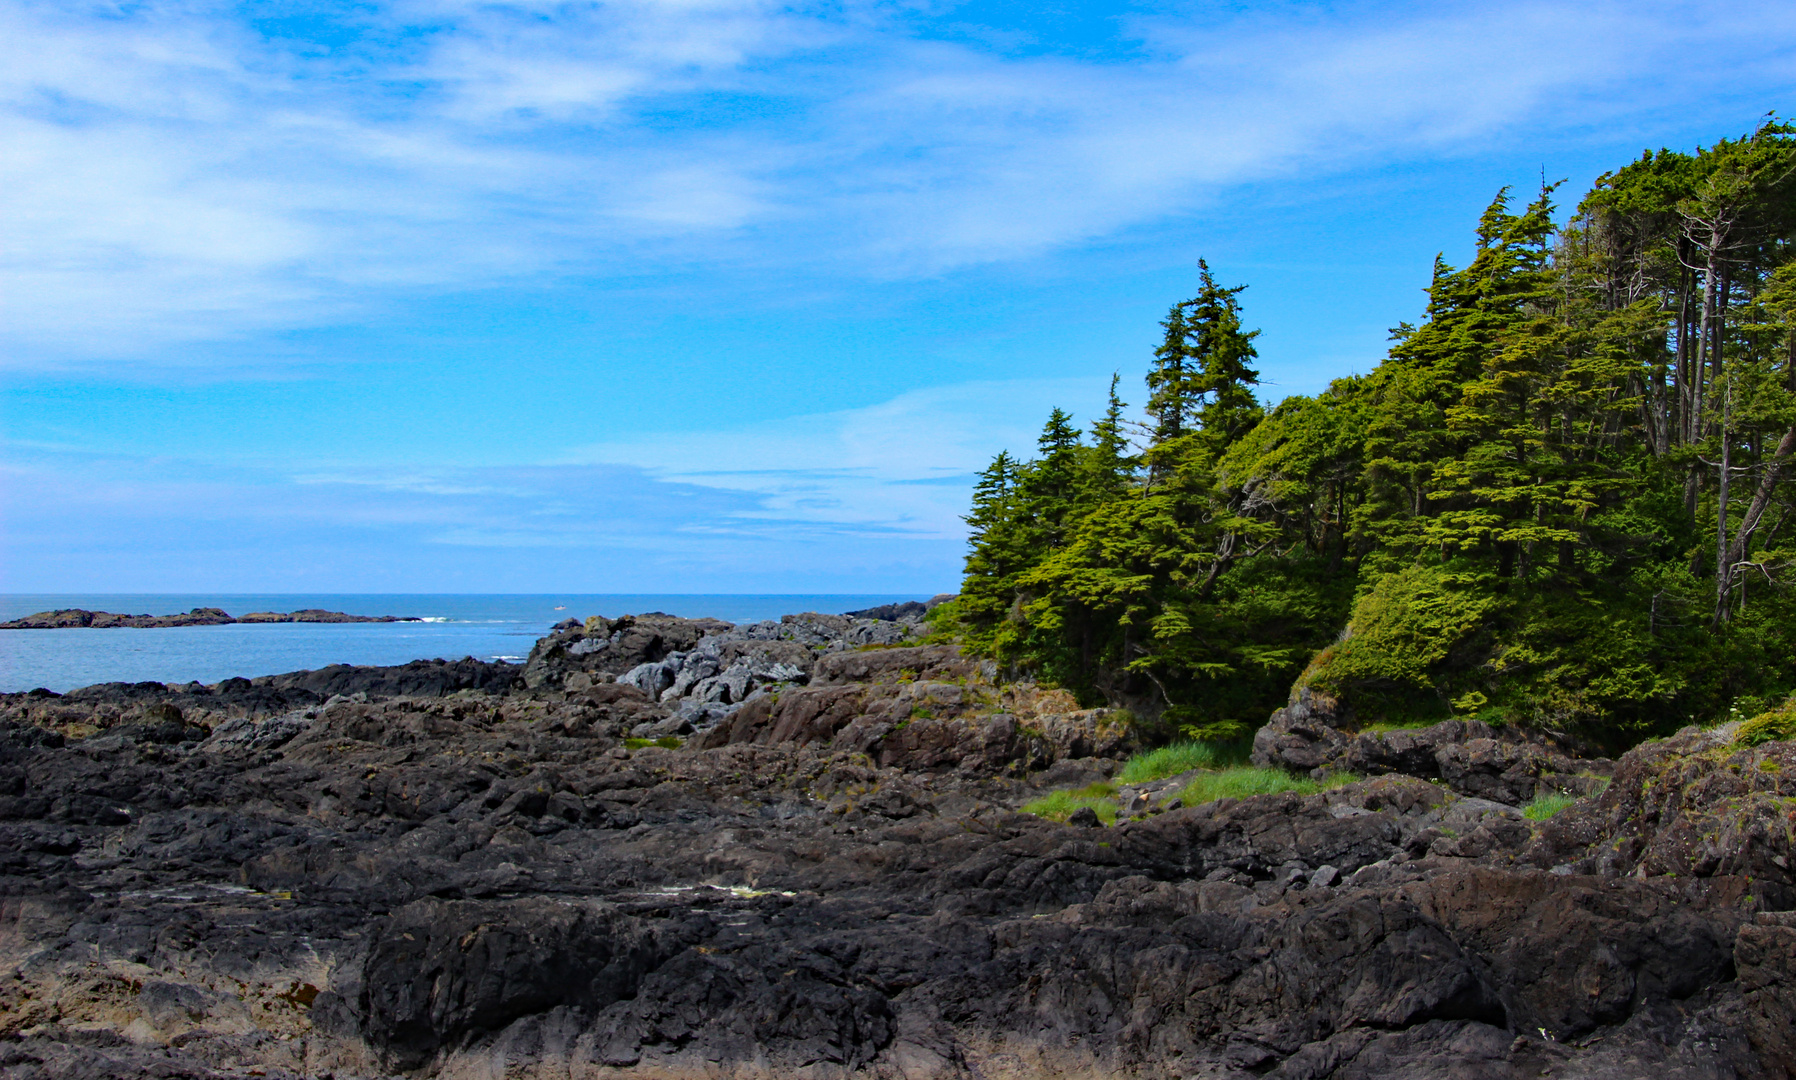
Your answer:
[1118,743,1227,784]
[1177,766,1354,807]
[1522,792,1578,821]
[623,735,683,750]
[1022,784,1118,825]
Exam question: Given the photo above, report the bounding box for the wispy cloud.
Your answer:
[0,372,1113,589]
[568,374,1113,534]
[0,442,954,590]
[5,0,1792,365]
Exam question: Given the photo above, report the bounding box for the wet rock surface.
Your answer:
[0,618,1790,1079]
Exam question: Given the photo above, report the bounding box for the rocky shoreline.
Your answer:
[0,608,425,630]
[0,608,1791,1079]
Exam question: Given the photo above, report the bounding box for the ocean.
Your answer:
[0,594,930,693]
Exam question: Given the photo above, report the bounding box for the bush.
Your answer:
[1522,792,1578,820]
[1734,701,1796,748]
[1022,783,1118,824]
[1117,742,1229,784]
[1307,565,1497,697]
[1177,766,1353,806]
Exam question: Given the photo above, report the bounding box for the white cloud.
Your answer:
[569,374,1117,536]
[2,0,1793,363]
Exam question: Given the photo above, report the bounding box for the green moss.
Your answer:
[623,735,683,750]
[1523,792,1578,820]
[1357,719,1438,736]
[1177,766,1355,806]
[1734,701,1796,748]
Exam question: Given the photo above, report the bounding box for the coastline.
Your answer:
[1,604,1788,1078]
[0,607,423,630]
[0,594,937,694]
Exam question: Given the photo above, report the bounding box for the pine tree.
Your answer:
[1187,260,1265,453]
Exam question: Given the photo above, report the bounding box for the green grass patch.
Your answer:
[1177,767,1354,806]
[1523,792,1578,820]
[623,735,683,750]
[1022,782,1118,825]
[1117,742,1230,784]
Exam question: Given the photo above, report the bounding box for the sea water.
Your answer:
[0,594,928,693]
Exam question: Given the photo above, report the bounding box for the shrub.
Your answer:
[1305,565,1497,701]
[1522,792,1578,820]
[1177,767,1354,806]
[1734,701,1796,748]
[1022,783,1118,824]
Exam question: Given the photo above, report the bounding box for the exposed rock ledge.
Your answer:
[1252,686,1614,805]
[0,614,1790,1079]
[0,608,422,629]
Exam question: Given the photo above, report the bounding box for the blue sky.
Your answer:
[3,0,1793,593]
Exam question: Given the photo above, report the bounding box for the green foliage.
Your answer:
[953,121,1796,752]
[1523,793,1579,820]
[1306,564,1497,717]
[1022,783,1119,824]
[1177,767,1355,807]
[623,736,683,750]
[1734,701,1796,747]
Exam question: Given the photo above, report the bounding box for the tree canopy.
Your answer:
[942,118,1796,750]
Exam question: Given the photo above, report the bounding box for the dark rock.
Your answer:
[843,600,929,621]
[1,607,417,629]
[0,621,1788,1078]
[1520,723,1796,909]
[1066,806,1102,827]
[1252,689,1611,804]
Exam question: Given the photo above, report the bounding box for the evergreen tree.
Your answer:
[950,122,1796,750]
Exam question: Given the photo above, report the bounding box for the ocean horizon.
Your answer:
[0,593,940,693]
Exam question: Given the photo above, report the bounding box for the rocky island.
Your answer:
[0,605,1790,1079]
[0,609,423,630]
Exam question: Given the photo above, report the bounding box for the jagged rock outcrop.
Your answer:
[1253,686,1613,804]
[0,619,1790,1079]
[1520,721,1796,907]
[520,612,933,731]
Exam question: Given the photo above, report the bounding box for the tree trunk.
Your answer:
[1692,244,1721,442]
[1674,257,1692,449]
[1723,424,1796,570]
[1714,391,1733,628]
